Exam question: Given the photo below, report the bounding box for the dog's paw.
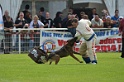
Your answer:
[80,61,83,63]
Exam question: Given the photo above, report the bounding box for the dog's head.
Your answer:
[67,37,78,46]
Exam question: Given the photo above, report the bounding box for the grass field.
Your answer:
[0,52,124,82]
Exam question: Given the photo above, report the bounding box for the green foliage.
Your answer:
[0,53,124,82]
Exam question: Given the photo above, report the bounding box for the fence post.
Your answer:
[40,29,42,47]
[18,33,21,54]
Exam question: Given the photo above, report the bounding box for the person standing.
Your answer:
[119,18,124,58]
[23,4,31,20]
[67,14,77,37]
[111,10,120,28]
[54,11,62,28]
[43,12,53,28]
[89,8,98,21]
[3,10,13,22]
[14,12,27,50]
[30,15,44,46]
[91,14,103,28]
[72,18,97,64]
[4,16,14,53]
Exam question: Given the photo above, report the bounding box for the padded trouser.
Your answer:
[79,37,97,62]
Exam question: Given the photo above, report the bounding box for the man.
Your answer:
[3,10,13,22]
[67,14,77,37]
[111,10,120,27]
[119,18,124,58]
[4,16,13,54]
[22,4,31,20]
[14,12,27,50]
[54,11,62,28]
[91,14,103,28]
[43,12,54,28]
[72,18,97,64]
[89,8,98,21]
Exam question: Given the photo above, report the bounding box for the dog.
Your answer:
[28,46,48,64]
[47,37,83,65]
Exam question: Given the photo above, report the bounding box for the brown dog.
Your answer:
[47,37,83,65]
[28,46,48,64]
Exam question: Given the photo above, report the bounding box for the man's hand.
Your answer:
[119,32,122,36]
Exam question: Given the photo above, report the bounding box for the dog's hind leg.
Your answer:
[49,61,52,65]
[55,55,60,65]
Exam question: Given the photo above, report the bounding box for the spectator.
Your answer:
[119,18,124,58]
[43,12,54,28]
[54,11,63,28]
[2,10,13,52]
[40,7,46,18]
[4,16,14,53]
[38,11,45,24]
[14,12,27,29]
[62,14,72,28]
[14,12,27,50]
[25,12,32,24]
[111,10,120,27]
[118,16,123,24]
[104,16,113,28]
[101,9,109,17]
[30,15,44,46]
[89,8,98,21]
[91,15,103,28]
[68,8,74,15]
[80,11,86,19]
[19,24,34,51]
[67,14,77,37]
[23,4,31,20]
[3,10,13,22]
[101,14,106,23]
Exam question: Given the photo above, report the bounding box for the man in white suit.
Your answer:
[71,18,97,64]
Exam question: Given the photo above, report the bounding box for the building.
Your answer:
[0,0,124,22]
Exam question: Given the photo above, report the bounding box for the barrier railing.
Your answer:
[0,28,120,54]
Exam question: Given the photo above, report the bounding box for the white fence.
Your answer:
[0,28,121,54]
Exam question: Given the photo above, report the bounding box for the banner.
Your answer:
[0,4,3,30]
[40,31,80,52]
[0,4,4,40]
[40,28,121,52]
[95,28,121,52]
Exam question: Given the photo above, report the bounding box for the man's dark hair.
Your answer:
[92,8,96,10]
[55,11,62,18]
[40,7,45,12]
[115,9,119,13]
[25,4,30,9]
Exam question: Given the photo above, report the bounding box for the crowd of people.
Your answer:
[1,4,123,54]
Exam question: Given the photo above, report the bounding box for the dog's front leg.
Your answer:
[70,53,83,63]
[49,61,52,65]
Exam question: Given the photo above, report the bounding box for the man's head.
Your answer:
[115,10,119,16]
[19,12,24,19]
[92,8,97,14]
[94,15,100,21]
[25,4,30,10]
[4,10,9,16]
[71,18,78,27]
[46,12,50,19]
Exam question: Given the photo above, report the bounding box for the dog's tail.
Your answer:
[47,53,56,61]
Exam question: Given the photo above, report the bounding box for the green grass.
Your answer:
[0,52,124,82]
